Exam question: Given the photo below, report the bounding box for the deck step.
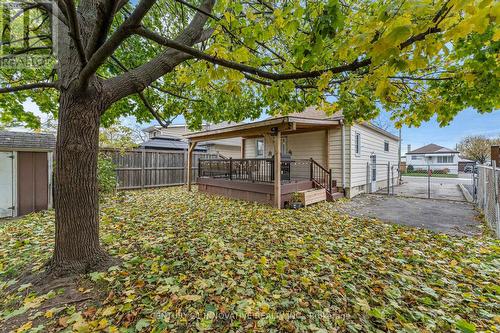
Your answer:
[327,192,344,201]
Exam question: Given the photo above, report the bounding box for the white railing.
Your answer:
[476,162,500,238]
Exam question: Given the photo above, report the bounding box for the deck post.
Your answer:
[274,131,281,208]
[187,141,197,191]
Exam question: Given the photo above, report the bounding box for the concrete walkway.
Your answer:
[336,194,482,236]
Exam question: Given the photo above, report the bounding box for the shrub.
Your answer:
[98,153,117,193]
[442,168,450,174]
[407,165,414,172]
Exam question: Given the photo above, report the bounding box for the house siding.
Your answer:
[328,126,349,189]
[347,124,399,198]
[207,144,241,159]
[244,131,327,164]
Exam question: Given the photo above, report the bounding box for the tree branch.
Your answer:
[85,0,127,58]
[137,91,173,128]
[0,82,58,93]
[62,0,87,65]
[79,0,159,88]
[389,75,454,81]
[32,0,68,25]
[135,26,371,81]
[103,0,215,103]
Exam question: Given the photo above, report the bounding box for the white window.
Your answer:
[384,141,389,152]
[437,156,453,163]
[411,155,419,160]
[256,138,264,157]
[355,132,361,156]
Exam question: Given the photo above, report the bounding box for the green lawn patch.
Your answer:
[1,187,499,332]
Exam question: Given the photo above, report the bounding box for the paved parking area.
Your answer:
[390,176,473,201]
[336,194,482,236]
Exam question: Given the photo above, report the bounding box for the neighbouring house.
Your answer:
[184,107,400,208]
[406,144,460,174]
[0,131,55,218]
[143,123,241,158]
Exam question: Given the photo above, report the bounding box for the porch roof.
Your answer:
[184,115,340,142]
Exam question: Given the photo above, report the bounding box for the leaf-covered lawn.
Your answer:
[1,187,499,332]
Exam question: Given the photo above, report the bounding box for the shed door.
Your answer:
[17,152,48,216]
[0,152,14,218]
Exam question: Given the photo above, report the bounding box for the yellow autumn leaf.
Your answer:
[178,294,202,302]
[101,306,116,316]
[317,71,333,91]
[16,321,32,333]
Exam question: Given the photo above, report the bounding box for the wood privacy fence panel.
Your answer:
[101,149,219,190]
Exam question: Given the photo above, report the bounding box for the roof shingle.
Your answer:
[407,143,459,154]
[0,131,56,150]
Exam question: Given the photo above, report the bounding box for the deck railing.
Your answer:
[199,158,332,192]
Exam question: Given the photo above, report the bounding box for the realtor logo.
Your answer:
[0,1,55,68]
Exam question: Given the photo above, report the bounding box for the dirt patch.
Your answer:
[336,194,483,236]
[0,275,102,332]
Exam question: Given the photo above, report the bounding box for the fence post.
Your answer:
[229,157,233,180]
[387,162,390,195]
[198,159,202,179]
[309,158,313,181]
[329,168,332,194]
[366,162,370,193]
[427,165,431,199]
[492,161,500,237]
[391,165,394,195]
[141,149,145,189]
[483,167,488,212]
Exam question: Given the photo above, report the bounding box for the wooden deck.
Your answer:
[197,178,316,208]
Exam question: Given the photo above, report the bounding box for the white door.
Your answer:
[370,155,377,193]
[0,152,14,218]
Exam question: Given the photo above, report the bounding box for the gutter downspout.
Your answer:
[341,120,346,193]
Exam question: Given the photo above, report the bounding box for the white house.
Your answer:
[185,107,400,207]
[406,144,460,174]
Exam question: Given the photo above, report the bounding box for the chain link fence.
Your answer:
[475,162,500,238]
[366,162,400,195]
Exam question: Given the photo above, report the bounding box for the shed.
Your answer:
[0,131,55,217]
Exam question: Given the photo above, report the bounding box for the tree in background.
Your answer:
[99,124,141,151]
[0,0,498,277]
[458,135,500,164]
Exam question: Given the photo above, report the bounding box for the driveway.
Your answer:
[390,175,474,201]
[336,194,482,236]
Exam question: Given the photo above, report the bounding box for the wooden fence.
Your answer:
[101,149,220,190]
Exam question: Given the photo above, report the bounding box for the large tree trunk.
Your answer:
[47,88,115,276]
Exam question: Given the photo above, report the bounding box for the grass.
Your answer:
[402,172,459,178]
[0,187,499,332]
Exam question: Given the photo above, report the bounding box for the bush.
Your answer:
[407,165,414,172]
[442,168,450,174]
[98,153,117,193]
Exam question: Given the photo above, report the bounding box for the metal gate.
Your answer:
[366,162,400,195]
[393,163,476,201]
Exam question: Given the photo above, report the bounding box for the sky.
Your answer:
[399,108,500,154]
[14,101,500,155]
